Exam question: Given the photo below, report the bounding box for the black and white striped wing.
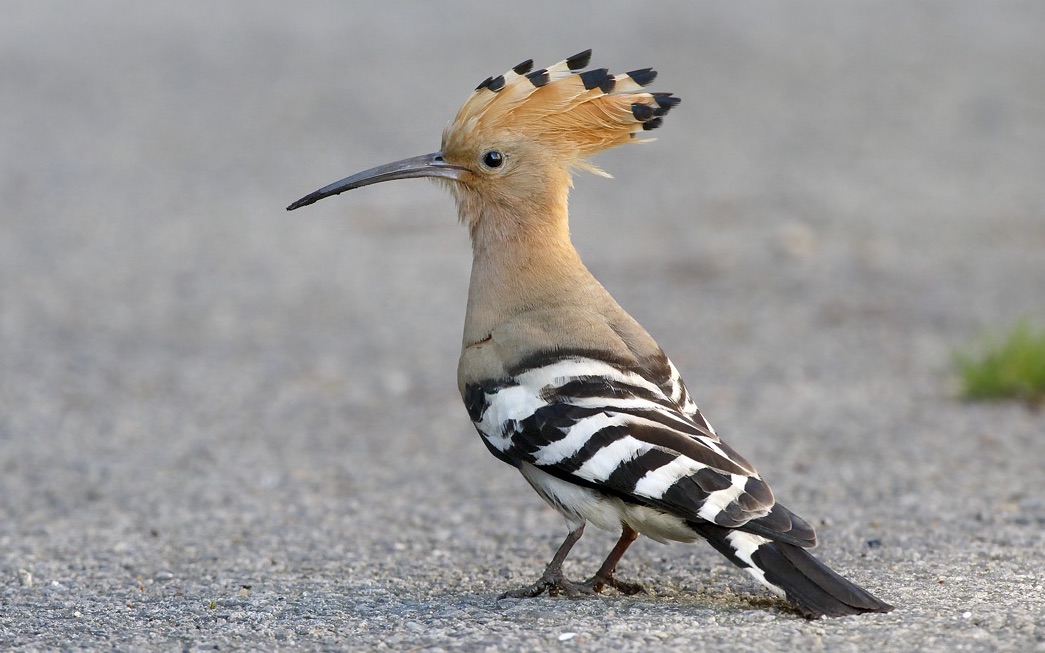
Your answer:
[464,355,812,542]
[660,356,713,432]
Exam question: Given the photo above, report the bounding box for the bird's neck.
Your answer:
[461,203,601,347]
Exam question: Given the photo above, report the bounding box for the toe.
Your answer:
[611,578,646,595]
[591,573,646,595]
[499,582,548,599]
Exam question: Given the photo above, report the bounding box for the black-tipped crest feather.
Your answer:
[445,50,680,164]
[566,49,593,70]
[626,67,657,87]
[526,68,550,88]
[487,75,506,92]
[512,59,535,75]
[579,68,611,91]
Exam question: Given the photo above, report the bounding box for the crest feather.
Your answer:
[446,50,680,162]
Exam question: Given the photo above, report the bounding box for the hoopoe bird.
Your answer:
[288,50,893,618]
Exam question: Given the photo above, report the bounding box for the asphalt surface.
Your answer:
[2,2,1044,651]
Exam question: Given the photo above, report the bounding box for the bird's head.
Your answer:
[288,50,679,241]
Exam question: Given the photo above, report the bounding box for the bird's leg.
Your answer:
[499,524,594,599]
[583,525,645,595]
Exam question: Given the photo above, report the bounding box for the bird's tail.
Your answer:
[690,522,893,618]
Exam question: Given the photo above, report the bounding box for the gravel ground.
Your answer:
[2,2,1044,651]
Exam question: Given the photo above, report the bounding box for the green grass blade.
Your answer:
[955,319,1045,406]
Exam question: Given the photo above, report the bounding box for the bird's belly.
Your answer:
[519,463,627,533]
[620,504,699,544]
[519,463,699,544]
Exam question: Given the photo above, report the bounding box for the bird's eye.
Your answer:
[482,151,504,169]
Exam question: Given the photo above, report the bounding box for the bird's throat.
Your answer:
[461,213,597,347]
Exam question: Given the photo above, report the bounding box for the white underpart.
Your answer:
[519,463,624,532]
[533,413,630,465]
[621,503,698,543]
[519,463,698,543]
[725,531,787,598]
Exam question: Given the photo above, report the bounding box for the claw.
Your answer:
[499,569,595,599]
[498,524,647,600]
[592,573,646,595]
[500,569,646,600]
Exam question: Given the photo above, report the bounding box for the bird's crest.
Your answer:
[443,50,680,175]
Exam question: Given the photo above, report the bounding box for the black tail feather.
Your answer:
[753,541,894,618]
[691,522,893,618]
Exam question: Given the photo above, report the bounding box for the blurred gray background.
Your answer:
[1,2,1043,651]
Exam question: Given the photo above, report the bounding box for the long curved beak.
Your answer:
[287,152,465,211]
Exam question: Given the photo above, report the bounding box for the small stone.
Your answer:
[558,632,577,641]
[776,221,818,261]
[962,611,972,619]
[17,569,32,587]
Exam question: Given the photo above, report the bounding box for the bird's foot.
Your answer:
[499,570,646,599]
[498,569,596,599]
[588,571,646,596]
